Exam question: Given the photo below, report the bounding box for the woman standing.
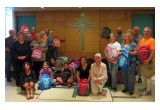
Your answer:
[30,33,48,80]
[105,33,121,91]
[121,33,137,95]
[11,32,31,87]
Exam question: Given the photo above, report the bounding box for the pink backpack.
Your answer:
[20,24,29,32]
[137,46,150,64]
[104,46,118,63]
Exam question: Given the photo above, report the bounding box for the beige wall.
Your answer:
[15,9,154,59]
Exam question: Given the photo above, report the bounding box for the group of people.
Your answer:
[106,26,155,96]
[5,26,155,100]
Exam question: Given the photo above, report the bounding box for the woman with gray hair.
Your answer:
[90,53,107,96]
[105,33,121,91]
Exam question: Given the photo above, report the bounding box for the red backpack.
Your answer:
[31,48,42,60]
[137,46,150,64]
[77,79,90,96]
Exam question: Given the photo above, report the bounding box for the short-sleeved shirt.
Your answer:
[39,68,53,78]
[121,42,137,62]
[77,64,91,79]
[137,37,155,51]
[133,34,143,44]
[30,40,48,61]
[137,37,155,61]
[107,41,121,64]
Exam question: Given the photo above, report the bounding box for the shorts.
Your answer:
[24,77,34,83]
[139,60,155,78]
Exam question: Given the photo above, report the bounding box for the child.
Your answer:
[39,61,56,86]
[20,62,36,100]
[49,58,56,72]
[56,62,74,87]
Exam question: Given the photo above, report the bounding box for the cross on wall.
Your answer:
[69,13,96,50]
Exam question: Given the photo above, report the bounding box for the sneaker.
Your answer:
[138,87,146,92]
[139,90,152,96]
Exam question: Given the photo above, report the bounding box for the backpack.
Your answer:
[117,50,130,71]
[20,24,29,32]
[59,56,69,62]
[39,74,52,90]
[101,27,111,39]
[55,58,64,71]
[53,37,61,47]
[137,46,150,64]
[31,48,42,60]
[61,69,72,83]
[77,79,90,96]
[104,46,118,63]
[86,58,94,65]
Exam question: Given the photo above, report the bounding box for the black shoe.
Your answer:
[7,78,12,82]
[16,82,20,87]
[112,88,117,92]
[129,91,134,95]
[122,89,128,93]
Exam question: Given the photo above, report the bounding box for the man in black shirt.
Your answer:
[5,29,16,82]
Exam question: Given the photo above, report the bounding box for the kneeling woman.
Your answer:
[20,62,36,100]
[56,62,74,87]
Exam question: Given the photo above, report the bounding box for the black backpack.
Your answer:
[101,27,111,39]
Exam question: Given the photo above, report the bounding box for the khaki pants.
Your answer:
[139,60,155,78]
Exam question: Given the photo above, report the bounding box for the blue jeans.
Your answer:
[109,63,118,89]
[5,54,11,79]
[122,62,136,92]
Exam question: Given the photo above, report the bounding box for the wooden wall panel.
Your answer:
[100,10,126,21]
[36,21,48,32]
[36,12,53,21]
[53,21,65,40]
[53,11,65,21]
[15,9,154,59]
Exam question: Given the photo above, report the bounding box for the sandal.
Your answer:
[30,94,34,99]
[101,90,107,96]
[26,94,30,100]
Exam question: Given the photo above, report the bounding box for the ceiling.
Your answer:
[5,7,154,12]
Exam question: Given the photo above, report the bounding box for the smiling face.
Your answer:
[18,33,24,42]
[24,63,30,71]
[43,62,49,71]
[143,27,151,38]
[94,56,101,66]
[80,57,87,65]
[110,35,116,43]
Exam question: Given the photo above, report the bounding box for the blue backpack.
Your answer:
[39,74,52,90]
[117,50,130,71]
[101,27,111,39]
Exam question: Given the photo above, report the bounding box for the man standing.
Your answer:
[133,26,143,44]
[5,29,16,82]
[138,27,155,96]
[116,27,124,44]
[31,27,36,41]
